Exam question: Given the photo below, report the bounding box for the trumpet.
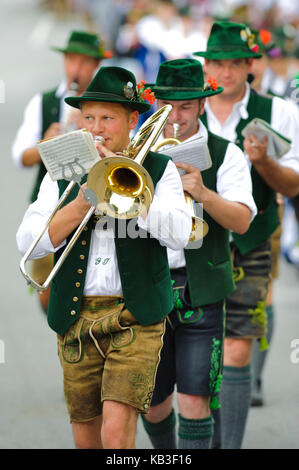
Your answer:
[20,105,173,292]
[152,123,209,242]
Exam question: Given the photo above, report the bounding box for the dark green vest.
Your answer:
[47,151,174,335]
[202,89,279,254]
[30,88,61,202]
[184,131,235,306]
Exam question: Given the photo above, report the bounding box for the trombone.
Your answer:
[152,123,209,242]
[20,104,172,292]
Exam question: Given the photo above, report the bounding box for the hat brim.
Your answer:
[193,50,262,60]
[65,94,150,114]
[52,46,105,59]
[145,84,224,100]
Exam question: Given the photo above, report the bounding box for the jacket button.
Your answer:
[80,255,85,260]
[70,310,76,316]
[77,269,83,274]
[81,240,87,246]
[75,282,80,288]
[73,297,79,302]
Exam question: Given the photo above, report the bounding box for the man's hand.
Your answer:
[43,122,62,140]
[244,133,299,197]
[175,162,209,202]
[95,142,115,159]
[176,161,251,234]
[244,134,268,165]
[72,182,92,218]
[48,183,92,248]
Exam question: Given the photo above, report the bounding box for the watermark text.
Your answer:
[290,339,299,364]
[0,339,5,364]
[0,80,5,103]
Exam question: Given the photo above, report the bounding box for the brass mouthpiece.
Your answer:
[173,123,180,139]
[94,136,105,144]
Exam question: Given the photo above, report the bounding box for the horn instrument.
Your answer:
[152,122,209,242]
[20,105,172,292]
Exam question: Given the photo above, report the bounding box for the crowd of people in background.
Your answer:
[38,0,299,269]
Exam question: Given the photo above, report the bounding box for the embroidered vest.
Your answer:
[30,88,61,202]
[47,151,174,335]
[202,89,279,254]
[184,131,235,306]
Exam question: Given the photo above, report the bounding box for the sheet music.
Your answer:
[157,136,212,175]
[37,129,100,181]
[241,118,291,159]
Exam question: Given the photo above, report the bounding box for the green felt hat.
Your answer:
[146,58,223,100]
[65,66,151,114]
[271,25,297,58]
[52,30,109,59]
[194,21,262,60]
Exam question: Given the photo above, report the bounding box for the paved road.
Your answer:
[0,0,298,449]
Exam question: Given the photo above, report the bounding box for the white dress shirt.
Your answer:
[12,82,75,168]
[205,82,299,174]
[16,159,192,296]
[165,121,257,269]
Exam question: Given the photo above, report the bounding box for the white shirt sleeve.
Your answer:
[11,93,42,168]
[137,159,192,250]
[217,143,257,220]
[271,96,299,174]
[16,173,65,258]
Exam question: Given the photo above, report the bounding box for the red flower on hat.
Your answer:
[204,76,218,91]
[137,80,155,104]
[104,50,114,59]
[259,29,272,45]
[137,80,146,90]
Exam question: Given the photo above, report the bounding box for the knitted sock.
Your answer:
[178,414,214,449]
[252,305,275,384]
[220,365,252,449]
[141,409,177,449]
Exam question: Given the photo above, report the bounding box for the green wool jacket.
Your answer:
[184,131,235,306]
[47,151,174,335]
[202,89,279,255]
[30,88,60,203]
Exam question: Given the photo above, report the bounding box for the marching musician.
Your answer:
[141,58,257,449]
[194,20,299,449]
[16,65,191,449]
[12,30,106,313]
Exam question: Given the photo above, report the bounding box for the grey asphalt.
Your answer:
[0,0,298,449]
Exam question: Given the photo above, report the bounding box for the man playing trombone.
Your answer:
[12,30,106,314]
[16,65,192,449]
[141,58,257,449]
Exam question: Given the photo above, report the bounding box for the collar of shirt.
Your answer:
[55,81,69,98]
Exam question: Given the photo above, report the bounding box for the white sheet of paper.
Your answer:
[37,129,100,181]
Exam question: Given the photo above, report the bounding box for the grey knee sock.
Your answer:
[220,365,252,449]
[141,409,176,449]
[252,305,275,383]
[178,414,214,449]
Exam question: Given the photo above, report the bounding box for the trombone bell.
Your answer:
[87,155,154,219]
[87,105,172,219]
[189,217,209,242]
[185,193,209,242]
